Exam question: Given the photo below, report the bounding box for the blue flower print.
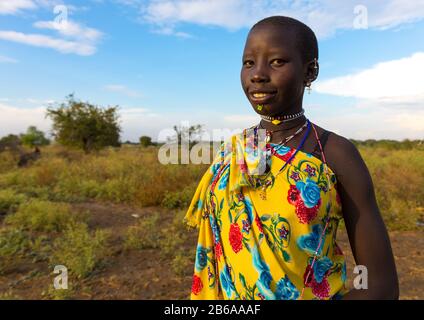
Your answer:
[297,224,324,256]
[295,178,321,208]
[275,275,300,300]
[195,245,208,271]
[219,265,236,298]
[313,256,333,283]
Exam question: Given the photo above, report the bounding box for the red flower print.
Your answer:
[287,184,321,224]
[303,264,315,287]
[311,277,330,299]
[273,148,296,163]
[303,264,331,299]
[287,185,300,205]
[215,242,223,261]
[295,198,321,224]
[229,223,243,253]
[192,275,203,295]
[255,215,264,233]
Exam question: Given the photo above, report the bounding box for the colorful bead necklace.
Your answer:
[260,108,305,125]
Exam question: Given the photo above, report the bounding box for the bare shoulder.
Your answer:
[310,123,365,178]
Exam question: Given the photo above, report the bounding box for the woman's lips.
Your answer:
[249,91,277,104]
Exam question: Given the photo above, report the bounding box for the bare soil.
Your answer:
[1,201,422,299]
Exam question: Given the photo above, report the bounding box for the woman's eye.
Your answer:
[271,59,286,66]
[243,60,253,67]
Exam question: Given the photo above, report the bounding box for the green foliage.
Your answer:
[350,138,424,151]
[0,228,32,274]
[124,213,161,250]
[139,135,153,147]
[46,94,121,153]
[0,189,27,215]
[161,184,196,209]
[20,126,50,148]
[0,134,21,152]
[171,253,192,276]
[5,199,76,233]
[50,222,110,279]
[158,210,191,258]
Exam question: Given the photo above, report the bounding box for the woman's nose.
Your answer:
[251,66,269,83]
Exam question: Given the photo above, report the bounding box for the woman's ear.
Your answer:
[304,58,319,85]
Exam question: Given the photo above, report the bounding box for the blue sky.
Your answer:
[1,0,423,142]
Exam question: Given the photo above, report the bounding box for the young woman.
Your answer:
[184,16,399,300]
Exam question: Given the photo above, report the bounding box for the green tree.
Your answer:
[139,136,152,147]
[46,94,121,153]
[20,126,50,149]
[0,134,21,152]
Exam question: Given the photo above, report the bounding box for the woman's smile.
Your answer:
[249,90,277,104]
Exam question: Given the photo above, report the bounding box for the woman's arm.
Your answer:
[328,135,399,300]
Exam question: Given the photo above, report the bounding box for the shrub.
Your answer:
[124,213,161,250]
[161,184,196,209]
[171,253,192,276]
[0,189,27,216]
[50,222,109,279]
[5,199,76,233]
[0,228,31,274]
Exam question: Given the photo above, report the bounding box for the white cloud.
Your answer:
[136,0,424,38]
[151,26,193,38]
[34,20,103,42]
[0,0,36,14]
[0,55,18,63]
[0,2,102,56]
[0,0,65,15]
[315,52,424,107]
[104,85,141,97]
[0,30,97,55]
[310,107,424,140]
[0,102,52,138]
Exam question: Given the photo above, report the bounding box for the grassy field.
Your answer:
[0,143,423,299]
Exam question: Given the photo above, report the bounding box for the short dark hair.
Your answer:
[251,16,318,64]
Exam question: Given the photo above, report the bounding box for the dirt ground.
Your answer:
[0,201,422,299]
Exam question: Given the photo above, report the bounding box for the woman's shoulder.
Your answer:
[310,123,361,177]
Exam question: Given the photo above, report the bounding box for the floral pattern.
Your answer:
[184,130,348,300]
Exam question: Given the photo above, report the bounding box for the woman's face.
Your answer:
[240,25,308,117]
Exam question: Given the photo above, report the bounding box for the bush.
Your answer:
[0,189,27,216]
[124,213,161,250]
[158,210,191,258]
[171,253,192,276]
[0,228,31,274]
[5,199,76,233]
[50,222,109,279]
[161,185,196,209]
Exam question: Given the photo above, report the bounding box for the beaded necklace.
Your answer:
[260,108,305,125]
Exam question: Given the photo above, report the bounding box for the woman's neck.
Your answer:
[259,115,307,132]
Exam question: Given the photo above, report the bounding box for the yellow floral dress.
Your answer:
[184,122,348,300]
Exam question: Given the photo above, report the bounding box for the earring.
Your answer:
[306,80,312,94]
[305,58,318,94]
